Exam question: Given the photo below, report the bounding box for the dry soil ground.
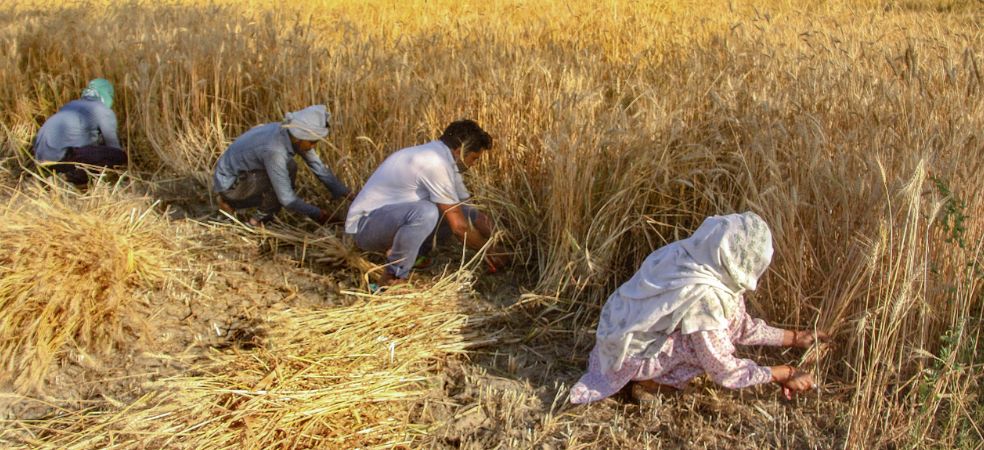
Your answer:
[1,175,851,449]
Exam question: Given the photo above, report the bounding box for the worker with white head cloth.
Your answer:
[213,104,352,226]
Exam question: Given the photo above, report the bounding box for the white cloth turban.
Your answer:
[284,105,331,141]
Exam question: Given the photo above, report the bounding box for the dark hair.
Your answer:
[439,119,492,153]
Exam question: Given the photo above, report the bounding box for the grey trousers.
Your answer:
[353,201,478,278]
[219,159,298,215]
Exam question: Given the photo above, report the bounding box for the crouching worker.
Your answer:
[569,212,830,404]
[213,105,352,226]
[34,78,127,186]
[345,119,508,287]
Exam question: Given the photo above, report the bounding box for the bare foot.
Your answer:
[369,270,405,294]
[377,270,402,287]
[630,380,678,404]
[217,197,236,215]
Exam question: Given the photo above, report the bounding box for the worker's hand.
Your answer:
[315,208,331,225]
[791,330,831,348]
[484,255,503,273]
[484,247,510,273]
[782,371,817,399]
[772,365,817,399]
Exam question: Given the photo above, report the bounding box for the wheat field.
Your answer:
[0,0,982,448]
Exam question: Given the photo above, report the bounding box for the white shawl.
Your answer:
[594,212,774,373]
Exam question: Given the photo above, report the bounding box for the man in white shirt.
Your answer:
[346,120,506,286]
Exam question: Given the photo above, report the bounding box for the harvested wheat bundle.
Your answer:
[204,218,377,277]
[10,271,491,449]
[0,180,182,394]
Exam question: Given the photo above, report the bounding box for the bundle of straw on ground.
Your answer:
[0,180,183,394]
[206,220,378,281]
[6,274,483,449]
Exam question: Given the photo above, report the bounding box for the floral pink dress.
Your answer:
[570,299,785,404]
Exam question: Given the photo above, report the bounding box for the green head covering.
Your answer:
[81,78,114,109]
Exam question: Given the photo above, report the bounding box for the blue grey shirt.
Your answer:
[33,99,120,162]
[213,123,350,219]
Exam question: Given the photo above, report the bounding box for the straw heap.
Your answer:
[0,181,180,394]
[209,220,378,278]
[9,274,483,449]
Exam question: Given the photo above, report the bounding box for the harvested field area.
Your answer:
[1,0,982,448]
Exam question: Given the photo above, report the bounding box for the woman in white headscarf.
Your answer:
[569,212,828,404]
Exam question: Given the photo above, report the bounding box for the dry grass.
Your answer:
[0,179,182,394]
[4,273,486,449]
[0,0,982,447]
[206,219,378,282]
